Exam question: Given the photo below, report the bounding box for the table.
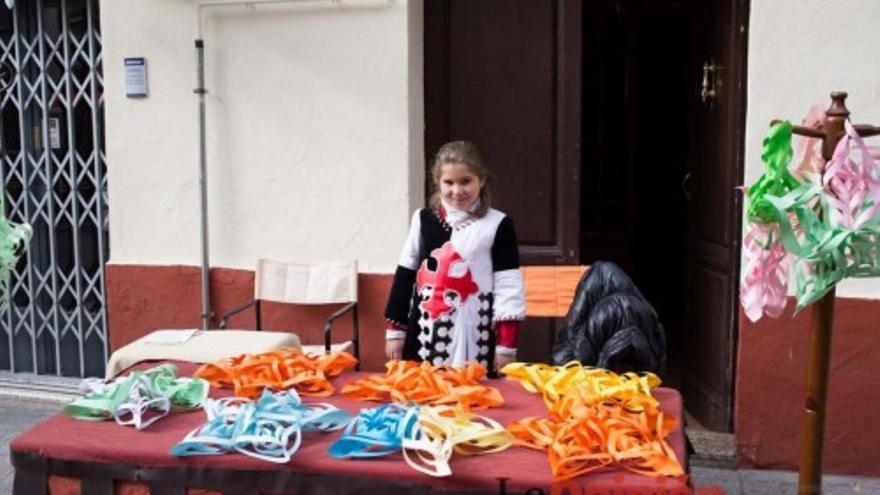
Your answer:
[11,361,689,495]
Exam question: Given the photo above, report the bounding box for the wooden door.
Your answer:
[682,0,749,431]
[425,0,581,363]
[426,1,748,431]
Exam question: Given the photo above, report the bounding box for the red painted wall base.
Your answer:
[735,297,880,477]
[106,264,392,371]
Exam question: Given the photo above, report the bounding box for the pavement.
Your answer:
[686,415,880,494]
[1,397,61,495]
[1,375,879,495]
[690,467,880,495]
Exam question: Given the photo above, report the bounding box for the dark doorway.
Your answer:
[425,0,747,432]
[579,1,692,393]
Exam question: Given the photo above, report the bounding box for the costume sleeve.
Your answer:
[398,210,422,270]
[491,216,526,326]
[384,211,422,336]
[495,320,520,354]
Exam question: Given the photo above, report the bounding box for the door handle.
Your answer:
[701,61,718,103]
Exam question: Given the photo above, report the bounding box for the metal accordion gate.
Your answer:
[0,0,108,377]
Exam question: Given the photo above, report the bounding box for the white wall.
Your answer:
[745,0,880,298]
[102,0,423,273]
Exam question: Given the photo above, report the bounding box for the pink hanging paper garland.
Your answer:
[740,223,791,322]
[823,120,880,230]
[792,105,826,183]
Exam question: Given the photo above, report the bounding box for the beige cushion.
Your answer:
[105,329,301,379]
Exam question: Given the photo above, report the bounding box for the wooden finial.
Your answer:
[822,92,850,160]
[827,92,849,117]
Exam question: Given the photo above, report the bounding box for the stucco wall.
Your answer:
[101,0,423,273]
[745,0,880,298]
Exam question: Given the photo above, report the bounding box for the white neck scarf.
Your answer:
[440,198,480,228]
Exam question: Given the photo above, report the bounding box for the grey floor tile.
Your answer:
[1,399,60,495]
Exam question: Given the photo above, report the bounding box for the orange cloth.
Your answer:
[341,360,503,411]
[521,266,589,317]
[195,349,357,398]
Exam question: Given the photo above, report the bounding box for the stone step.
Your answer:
[0,370,82,404]
[687,427,736,468]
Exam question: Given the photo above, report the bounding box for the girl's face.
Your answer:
[438,162,483,211]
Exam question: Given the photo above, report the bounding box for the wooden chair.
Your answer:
[518,265,589,363]
[218,259,359,367]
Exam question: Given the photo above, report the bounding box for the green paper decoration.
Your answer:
[747,121,802,224]
[0,197,31,301]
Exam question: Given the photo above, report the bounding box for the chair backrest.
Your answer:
[521,265,590,318]
[254,259,358,305]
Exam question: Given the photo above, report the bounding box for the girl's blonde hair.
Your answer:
[429,140,492,218]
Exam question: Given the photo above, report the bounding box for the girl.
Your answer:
[383,141,525,372]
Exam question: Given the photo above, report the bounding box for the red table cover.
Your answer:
[11,361,689,495]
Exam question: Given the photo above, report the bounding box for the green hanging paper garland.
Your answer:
[0,197,31,300]
[746,121,802,224]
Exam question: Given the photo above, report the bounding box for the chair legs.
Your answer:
[323,302,359,369]
[353,304,360,371]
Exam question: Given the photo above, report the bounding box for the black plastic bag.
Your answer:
[551,261,666,374]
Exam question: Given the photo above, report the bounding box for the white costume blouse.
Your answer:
[384,203,526,369]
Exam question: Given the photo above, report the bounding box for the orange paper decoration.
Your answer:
[502,362,683,480]
[195,349,357,398]
[341,360,503,411]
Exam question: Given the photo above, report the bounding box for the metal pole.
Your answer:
[195,39,212,330]
[196,0,390,39]
[192,0,391,329]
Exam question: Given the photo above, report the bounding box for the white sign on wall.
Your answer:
[124,57,148,97]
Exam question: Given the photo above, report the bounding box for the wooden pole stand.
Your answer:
[797,288,835,494]
[773,92,880,494]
